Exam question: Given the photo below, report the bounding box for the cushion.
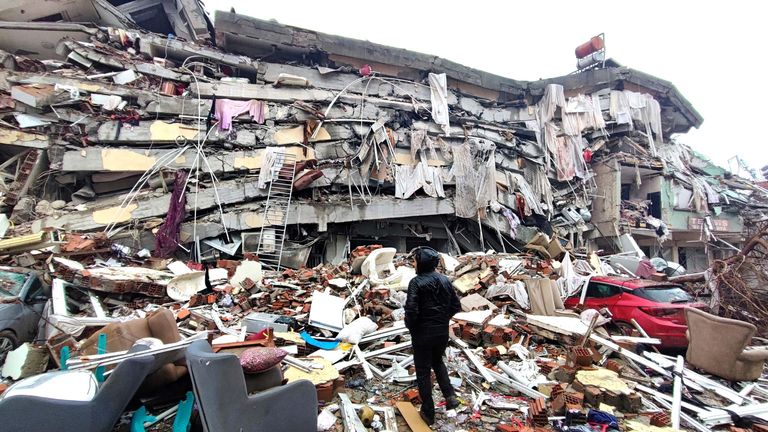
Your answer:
[240,347,288,373]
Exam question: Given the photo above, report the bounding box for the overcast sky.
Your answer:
[209,1,767,175]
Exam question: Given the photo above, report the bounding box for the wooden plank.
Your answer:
[395,401,431,432]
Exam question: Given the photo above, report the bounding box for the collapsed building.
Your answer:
[0,7,766,273]
[2,5,768,432]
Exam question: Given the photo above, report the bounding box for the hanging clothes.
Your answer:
[410,129,427,160]
[538,84,566,124]
[554,135,576,181]
[523,163,553,215]
[450,141,475,218]
[154,171,188,258]
[448,139,498,218]
[394,160,445,199]
[508,173,544,216]
[428,73,450,136]
[571,137,589,180]
[543,122,561,172]
[436,137,453,163]
[257,147,286,189]
[561,95,605,136]
[214,99,266,130]
[501,208,520,239]
[625,91,663,155]
[609,90,631,125]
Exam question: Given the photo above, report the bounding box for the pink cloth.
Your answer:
[214,99,266,130]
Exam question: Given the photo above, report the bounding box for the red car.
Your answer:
[564,276,706,348]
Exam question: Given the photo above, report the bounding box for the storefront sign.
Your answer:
[688,217,729,232]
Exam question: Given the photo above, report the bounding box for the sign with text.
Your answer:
[688,217,730,232]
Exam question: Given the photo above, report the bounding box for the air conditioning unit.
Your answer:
[241,229,275,254]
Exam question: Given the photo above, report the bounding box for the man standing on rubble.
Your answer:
[405,246,461,425]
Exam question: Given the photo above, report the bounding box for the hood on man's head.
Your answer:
[411,246,440,274]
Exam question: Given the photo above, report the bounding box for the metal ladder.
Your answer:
[256,151,297,270]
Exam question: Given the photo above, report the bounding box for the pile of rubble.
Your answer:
[1,238,768,431]
[0,3,767,432]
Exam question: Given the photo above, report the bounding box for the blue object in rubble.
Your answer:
[172,391,195,432]
[300,331,340,350]
[60,346,69,370]
[130,406,157,432]
[587,409,620,430]
[95,333,107,383]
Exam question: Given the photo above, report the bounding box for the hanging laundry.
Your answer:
[450,141,476,218]
[507,173,544,216]
[428,73,450,136]
[571,137,589,180]
[523,163,553,215]
[554,138,575,181]
[501,208,520,239]
[214,99,266,130]
[561,95,605,136]
[154,171,188,258]
[409,129,427,161]
[394,160,445,199]
[543,122,561,172]
[609,90,631,125]
[436,137,453,162]
[537,84,566,124]
[625,91,663,154]
[257,147,286,189]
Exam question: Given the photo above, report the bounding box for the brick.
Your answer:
[583,386,602,407]
[537,361,558,375]
[650,412,670,427]
[177,309,191,320]
[554,366,577,384]
[621,392,642,413]
[602,390,621,409]
[550,384,565,414]
[461,325,482,347]
[503,327,518,342]
[564,391,584,408]
[240,277,256,290]
[605,359,623,374]
[567,346,593,367]
[528,398,549,426]
[188,294,205,307]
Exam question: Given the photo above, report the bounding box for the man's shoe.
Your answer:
[419,408,435,426]
[445,395,460,410]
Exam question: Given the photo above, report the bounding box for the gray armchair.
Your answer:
[186,339,318,432]
[686,308,768,381]
[0,345,156,431]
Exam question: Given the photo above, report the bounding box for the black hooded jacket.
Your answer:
[404,247,461,333]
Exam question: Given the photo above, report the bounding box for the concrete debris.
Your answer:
[0,5,765,432]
